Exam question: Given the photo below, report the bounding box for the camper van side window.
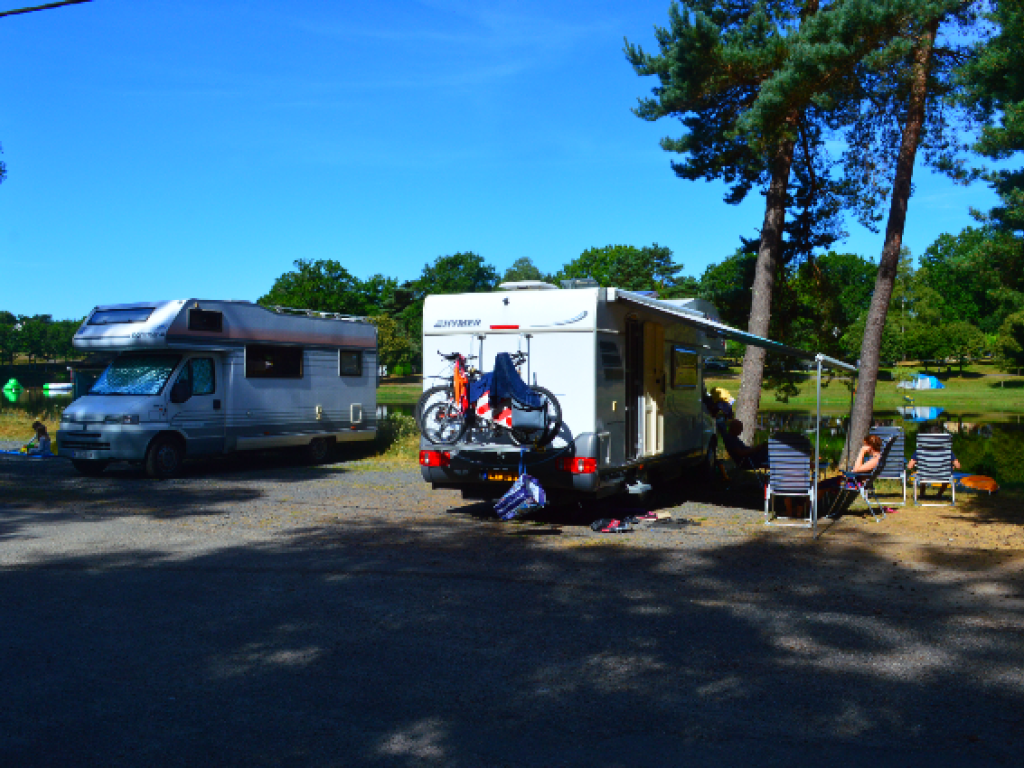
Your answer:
[672,348,698,389]
[599,340,624,381]
[339,351,362,377]
[188,309,223,333]
[245,345,303,379]
[191,358,215,395]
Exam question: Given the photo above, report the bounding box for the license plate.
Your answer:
[74,450,98,460]
[484,472,518,483]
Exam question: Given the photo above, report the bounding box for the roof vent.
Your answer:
[559,278,599,290]
[498,281,558,291]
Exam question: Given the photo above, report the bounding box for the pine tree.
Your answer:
[626,0,828,440]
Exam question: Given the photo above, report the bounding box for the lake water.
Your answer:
[5,390,1021,488]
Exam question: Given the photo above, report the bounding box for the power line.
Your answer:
[0,0,91,18]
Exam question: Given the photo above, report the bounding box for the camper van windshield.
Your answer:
[90,355,182,396]
[88,308,155,325]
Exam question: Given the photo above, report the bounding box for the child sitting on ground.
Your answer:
[25,421,51,455]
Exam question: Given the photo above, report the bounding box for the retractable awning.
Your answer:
[610,288,856,368]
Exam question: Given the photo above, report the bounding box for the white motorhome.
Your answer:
[419,281,812,500]
[57,300,377,477]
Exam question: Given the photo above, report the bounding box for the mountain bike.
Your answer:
[418,350,561,448]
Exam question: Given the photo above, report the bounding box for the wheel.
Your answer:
[510,386,562,448]
[306,437,333,464]
[71,459,109,476]
[420,401,466,445]
[415,385,453,424]
[145,435,184,479]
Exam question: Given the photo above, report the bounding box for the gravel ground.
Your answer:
[2,447,1023,767]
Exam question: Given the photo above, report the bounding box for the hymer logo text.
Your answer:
[434,319,482,328]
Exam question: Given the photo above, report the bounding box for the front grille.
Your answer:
[61,440,111,451]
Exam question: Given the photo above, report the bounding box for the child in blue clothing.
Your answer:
[25,421,51,455]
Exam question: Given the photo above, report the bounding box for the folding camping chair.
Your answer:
[869,426,907,506]
[764,433,815,527]
[912,432,957,507]
[838,435,897,522]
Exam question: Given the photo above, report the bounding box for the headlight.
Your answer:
[61,412,74,423]
[103,414,140,425]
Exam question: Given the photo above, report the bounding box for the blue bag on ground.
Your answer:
[495,473,547,520]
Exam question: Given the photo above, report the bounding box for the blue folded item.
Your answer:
[492,353,543,409]
[1,450,56,458]
[495,473,547,520]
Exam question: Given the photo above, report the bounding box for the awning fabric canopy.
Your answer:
[611,289,856,371]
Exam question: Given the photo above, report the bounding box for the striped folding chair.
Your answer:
[764,433,814,527]
[840,436,897,522]
[870,426,907,506]
[913,433,957,506]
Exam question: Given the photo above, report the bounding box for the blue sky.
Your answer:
[0,0,999,320]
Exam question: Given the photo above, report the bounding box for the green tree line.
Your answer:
[0,312,81,366]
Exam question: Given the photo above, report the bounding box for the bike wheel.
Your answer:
[509,386,562,448]
[420,401,467,445]
[415,385,453,424]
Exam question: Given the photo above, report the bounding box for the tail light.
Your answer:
[419,450,451,467]
[557,456,597,474]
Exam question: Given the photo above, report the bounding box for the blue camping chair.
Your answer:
[912,433,957,507]
[869,426,907,506]
[764,433,815,526]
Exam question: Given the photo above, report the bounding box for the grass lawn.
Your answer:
[377,382,423,404]
[706,372,1024,413]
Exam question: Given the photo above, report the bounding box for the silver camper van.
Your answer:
[57,299,377,477]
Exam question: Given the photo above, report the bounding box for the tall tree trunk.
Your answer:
[844,20,938,465]
[735,137,795,443]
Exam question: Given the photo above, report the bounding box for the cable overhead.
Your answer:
[0,0,91,18]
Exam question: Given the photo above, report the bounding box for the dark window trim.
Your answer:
[245,345,305,379]
[339,349,363,377]
[187,308,224,333]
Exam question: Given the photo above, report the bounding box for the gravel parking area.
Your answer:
[2,448,1023,767]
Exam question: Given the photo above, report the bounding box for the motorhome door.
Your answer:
[166,355,226,455]
[643,322,665,456]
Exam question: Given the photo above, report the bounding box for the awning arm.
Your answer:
[815,353,857,373]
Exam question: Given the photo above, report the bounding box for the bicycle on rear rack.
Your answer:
[418,350,562,448]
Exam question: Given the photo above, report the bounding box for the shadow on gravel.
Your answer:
[3,499,1023,766]
[0,448,373,539]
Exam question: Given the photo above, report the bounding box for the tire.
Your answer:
[510,386,562,448]
[305,437,333,464]
[71,459,109,476]
[420,401,466,445]
[145,435,184,479]
[415,386,453,424]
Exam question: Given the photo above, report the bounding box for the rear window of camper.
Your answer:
[339,350,362,377]
[88,308,155,325]
[599,340,624,381]
[245,345,303,379]
[188,309,223,332]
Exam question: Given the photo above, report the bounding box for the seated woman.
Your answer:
[721,419,769,468]
[851,434,884,474]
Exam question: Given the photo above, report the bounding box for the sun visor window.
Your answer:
[88,308,155,325]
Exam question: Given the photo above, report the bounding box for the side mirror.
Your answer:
[170,379,191,404]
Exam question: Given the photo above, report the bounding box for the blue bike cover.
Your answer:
[492,353,543,408]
